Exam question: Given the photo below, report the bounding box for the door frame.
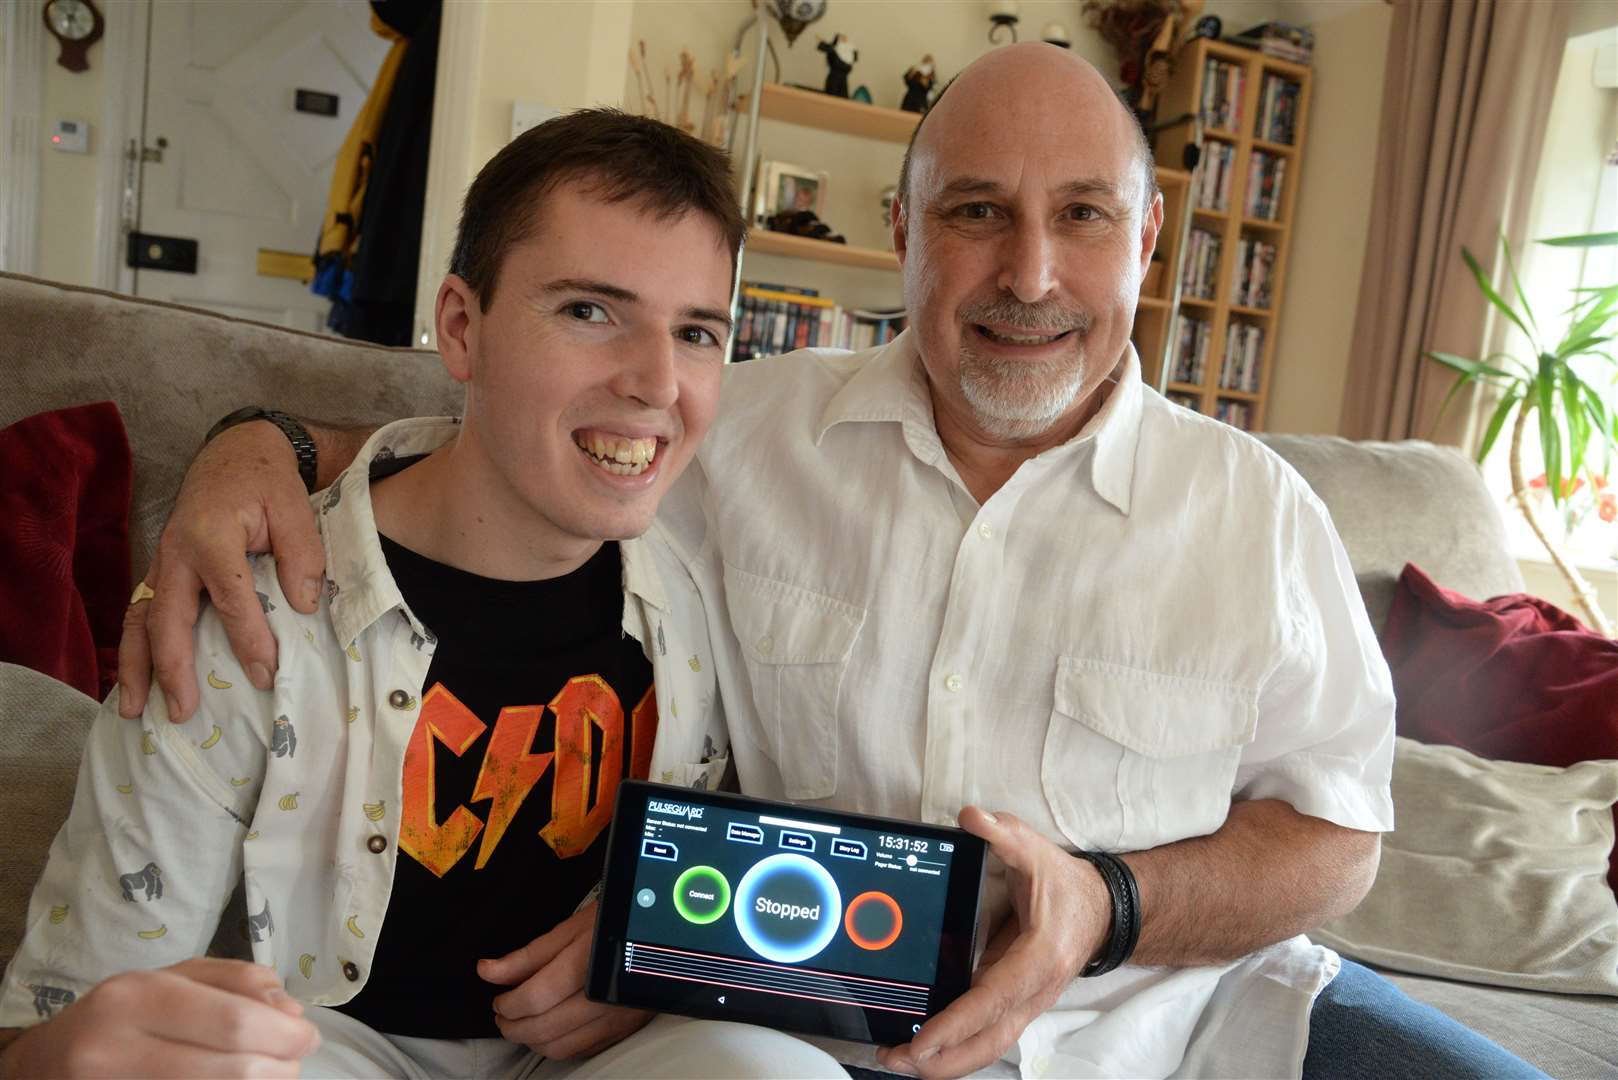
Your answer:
[97,0,149,294]
[0,0,45,275]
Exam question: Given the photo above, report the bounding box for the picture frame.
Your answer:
[756,160,828,221]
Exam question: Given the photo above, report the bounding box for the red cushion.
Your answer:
[0,402,132,699]
[1382,563,1618,893]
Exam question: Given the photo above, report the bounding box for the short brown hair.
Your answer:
[450,109,746,310]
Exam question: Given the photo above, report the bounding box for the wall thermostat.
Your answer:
[50,118,90,153]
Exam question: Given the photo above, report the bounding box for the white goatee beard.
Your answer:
[955,298,1092,440]
[958,347,1088,440]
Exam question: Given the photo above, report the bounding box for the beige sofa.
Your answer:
[2,271,1613,1074]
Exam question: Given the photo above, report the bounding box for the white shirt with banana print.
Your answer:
[0,418,730,1027]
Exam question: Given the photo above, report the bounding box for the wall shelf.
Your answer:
[746,229,900,272]
[736,82,921,144]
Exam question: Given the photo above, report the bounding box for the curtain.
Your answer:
[1339,0,1570,444]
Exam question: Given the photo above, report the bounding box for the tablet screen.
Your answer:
[589,781,985,1046]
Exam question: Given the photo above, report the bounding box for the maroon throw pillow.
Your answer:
[1382,563,1618,893]
[0,402,132,698]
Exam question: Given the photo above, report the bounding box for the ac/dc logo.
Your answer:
[399,677,656,877]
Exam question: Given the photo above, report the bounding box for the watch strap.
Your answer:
[1074,849,1141,977]
[206,407,318,495]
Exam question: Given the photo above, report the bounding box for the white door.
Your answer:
[131,0,392,330]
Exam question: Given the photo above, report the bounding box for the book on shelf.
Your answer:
[730,281,906,361]
[1171,313,1212,386]
[1196,142,1237,213]
[1231,238,1278,309]
[1219,322,1265,393]
[1201,59,1246,132]
[1256,74,1301,144]
[1181,228,1223,301]
[1244,151,1287,221]
[1232,22,1315,66]
[1167,392,1200,413]
[1213,399,1254,430]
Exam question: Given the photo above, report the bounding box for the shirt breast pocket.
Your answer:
[724,565,865,801]
[1041,656,1258,851]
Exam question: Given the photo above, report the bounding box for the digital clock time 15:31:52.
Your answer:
[878,835,930,854]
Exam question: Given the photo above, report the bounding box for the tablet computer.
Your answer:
[587,781,986,1046]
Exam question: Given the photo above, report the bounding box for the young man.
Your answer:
[0,111,844,1079]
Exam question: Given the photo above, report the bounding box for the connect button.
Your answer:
[944,673,963,693]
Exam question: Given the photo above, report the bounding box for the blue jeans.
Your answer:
[1304,959,1548,1080]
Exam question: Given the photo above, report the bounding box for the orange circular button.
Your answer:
[844,890,902,950]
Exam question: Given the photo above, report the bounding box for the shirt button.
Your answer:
[944,673,963,693]
[367,835,387,854]
[978,521,994,540]
[343,961,361,982]
[388,689,411,709]
[756,635,774,657]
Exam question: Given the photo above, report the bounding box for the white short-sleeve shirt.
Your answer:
[656,333,1396,1078]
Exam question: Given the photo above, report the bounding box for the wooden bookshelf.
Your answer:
[1130,165,1190,389]
[1152,38,1312,431]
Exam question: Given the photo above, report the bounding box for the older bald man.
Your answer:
[118,45,1543,1080]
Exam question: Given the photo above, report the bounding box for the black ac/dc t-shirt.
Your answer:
[335,535,655,1038]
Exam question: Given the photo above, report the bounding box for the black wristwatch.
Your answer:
[206,407,319,494]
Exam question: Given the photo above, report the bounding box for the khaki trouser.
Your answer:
[300,1006,850,1080]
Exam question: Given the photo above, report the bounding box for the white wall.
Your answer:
[414,0,634,344]
[36,48,109,286]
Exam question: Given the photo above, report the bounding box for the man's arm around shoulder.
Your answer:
[119,415,376,724]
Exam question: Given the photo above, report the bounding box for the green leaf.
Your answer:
[1539,231,1618,248]
[1558,333,1616,362]
[1477,384,1524,463]
[1538,369,1564,505]
[1501,233,1539,337]
[1462,247,1538,353]
[1424,351,1521,383]
[1572,373,1615,463]
[1564,302,1618,347]
[1562,372,1588,478]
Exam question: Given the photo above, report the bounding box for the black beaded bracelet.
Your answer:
[1073,849,1141,977]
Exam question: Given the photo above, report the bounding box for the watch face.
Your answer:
[49,0,95,41]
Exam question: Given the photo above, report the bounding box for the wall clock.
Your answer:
[43,0,104,73]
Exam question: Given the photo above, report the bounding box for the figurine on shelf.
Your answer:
[817,33,857,97]
[901,54,936,113]
[765,209,846,245]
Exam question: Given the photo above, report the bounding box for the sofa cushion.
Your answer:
[1259,435,1525,633]
[1386,970,1618,1076]
[0,271,462,585]
[1383,562,1618,892]
[0,664,99,982]
[1314,737,1618,998]
[0,403,132,699]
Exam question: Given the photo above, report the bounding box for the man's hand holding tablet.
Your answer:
[588,782,986,1048]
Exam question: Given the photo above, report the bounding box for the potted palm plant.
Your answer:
[1427,230,1617,637]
